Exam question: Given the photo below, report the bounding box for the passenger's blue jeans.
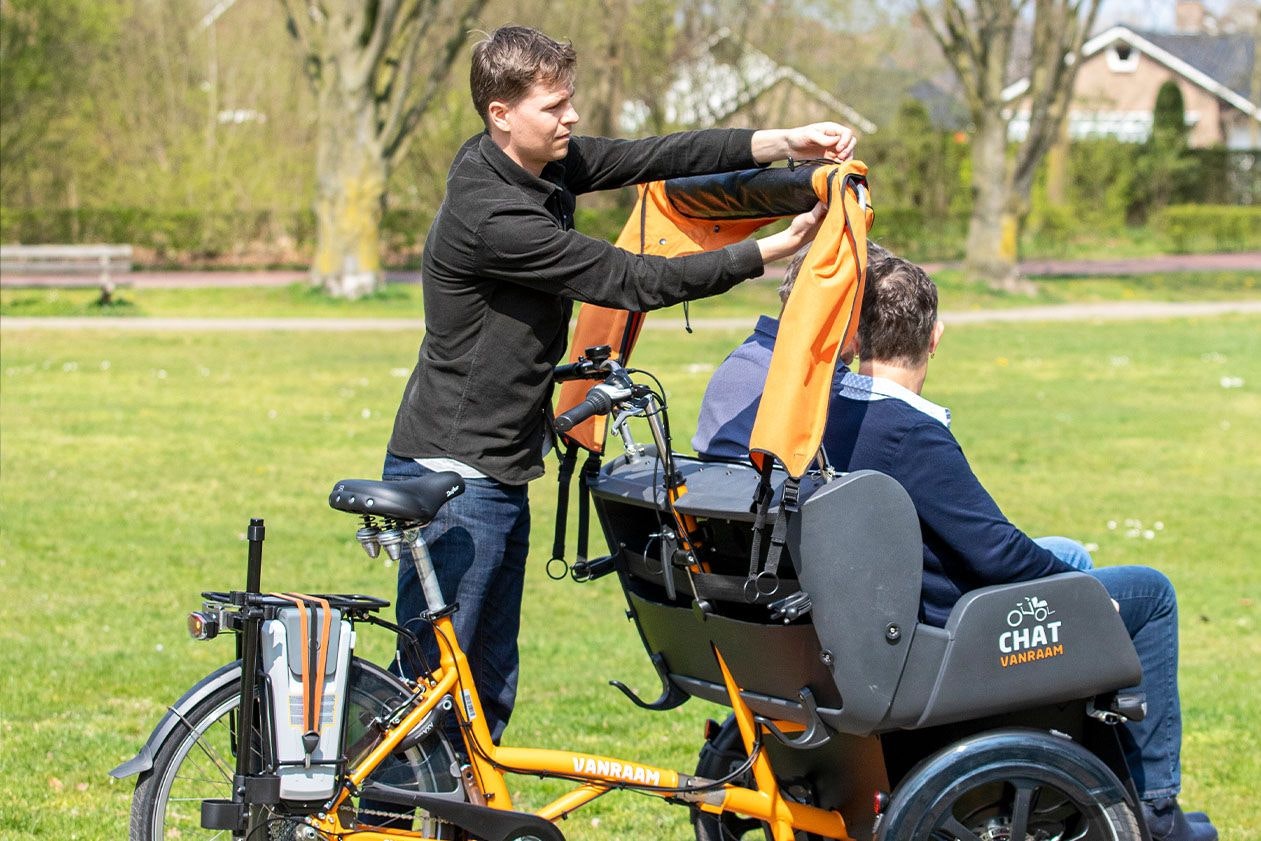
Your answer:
[1087,565,1182,801]
[384,452,530,743]
[1034,535,1094,571]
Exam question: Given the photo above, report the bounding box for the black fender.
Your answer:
[110,660,243,779]
[876,726,1137,841]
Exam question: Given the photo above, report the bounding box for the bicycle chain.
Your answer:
[354,805,457,829]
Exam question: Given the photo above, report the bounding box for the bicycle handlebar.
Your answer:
[554,383,621,432]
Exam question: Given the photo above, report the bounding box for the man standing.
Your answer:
[384,24,858,741]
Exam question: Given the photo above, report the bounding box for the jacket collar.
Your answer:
[838,371,952,427]
[478,133,564,201]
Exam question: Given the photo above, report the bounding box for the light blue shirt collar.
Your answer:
[838,371,952,428]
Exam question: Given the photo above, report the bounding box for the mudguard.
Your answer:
[110,660,243,779]
[876,727,1137,841]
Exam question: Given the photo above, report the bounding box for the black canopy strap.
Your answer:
[549,440,581,579]
[744,459,776,601]
[576,451,602,563]
[759,476,801,599]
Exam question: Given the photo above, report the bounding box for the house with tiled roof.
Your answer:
[1003,3,1259,148]
[619,28,877,137]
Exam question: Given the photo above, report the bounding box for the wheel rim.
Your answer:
[145,664,461,839]
[925,769,1120,841]
[151,691,255,838]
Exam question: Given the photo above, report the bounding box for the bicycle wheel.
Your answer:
[876,728,1141,841]
[692,715,822,841]
[129,658,464,840]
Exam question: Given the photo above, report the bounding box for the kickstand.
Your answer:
[609,652,688,711]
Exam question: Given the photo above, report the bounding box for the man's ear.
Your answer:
[840,335,858,366]
[487,100,512,133]
[929,320,945,355]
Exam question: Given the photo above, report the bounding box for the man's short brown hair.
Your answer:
[778,239,892,305]
[470,26,577,127]
[856,255,938,367]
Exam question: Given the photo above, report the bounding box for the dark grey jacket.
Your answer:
[388,130,766,484]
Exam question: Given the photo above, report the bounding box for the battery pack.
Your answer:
[261,604,353,801]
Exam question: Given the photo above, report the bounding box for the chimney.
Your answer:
[1174,0,1206,33]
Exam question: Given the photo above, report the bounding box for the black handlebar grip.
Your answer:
[554,389,614,432]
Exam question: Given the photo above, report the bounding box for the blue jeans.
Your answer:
[383,452,531,743]
[1087,565,1183,801]
[1035,535,1094,570]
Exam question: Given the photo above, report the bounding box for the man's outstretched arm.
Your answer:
[751,122,857,164]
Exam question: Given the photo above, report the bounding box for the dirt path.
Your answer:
[3,252,1258,289]
[4,299,1261,332]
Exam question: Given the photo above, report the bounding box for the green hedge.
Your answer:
[0,206,316,259]
[1152,205,1261,253]
[0,206,439,264]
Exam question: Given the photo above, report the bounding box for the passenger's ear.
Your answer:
[929,321,944,355]
[840,336,858,365]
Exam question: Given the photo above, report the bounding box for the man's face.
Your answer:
[492,78,579,174]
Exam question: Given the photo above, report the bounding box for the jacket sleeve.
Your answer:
[473,203,763,310]
[895,421,1076,586]
[563,130,759,194]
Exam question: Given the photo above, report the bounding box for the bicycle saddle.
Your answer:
[329,474,465,524]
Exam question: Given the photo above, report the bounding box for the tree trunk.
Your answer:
[312,89,386,299]
[965,115,1023,290]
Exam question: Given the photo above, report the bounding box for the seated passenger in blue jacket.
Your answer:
[694,252,1215,841]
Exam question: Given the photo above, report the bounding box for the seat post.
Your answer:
[407,530,449,615]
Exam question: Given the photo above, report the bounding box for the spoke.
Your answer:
[187,722,236,782]
[1009,781,1037,840]
[937,815,984,841]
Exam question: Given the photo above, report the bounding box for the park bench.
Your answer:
[0,244,134,304]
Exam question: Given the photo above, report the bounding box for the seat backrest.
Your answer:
[787,471,924,733]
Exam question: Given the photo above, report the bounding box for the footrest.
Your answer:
[359,782,566,841]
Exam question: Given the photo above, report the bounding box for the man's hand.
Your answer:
[757,202,827,264]
[751,123,857,164]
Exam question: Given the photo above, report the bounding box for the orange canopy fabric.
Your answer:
[555,180,784,452]
[748,162,873,478]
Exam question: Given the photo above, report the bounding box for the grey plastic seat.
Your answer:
[590,456,1141,736]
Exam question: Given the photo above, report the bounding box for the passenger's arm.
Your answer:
[896,421,1076,586]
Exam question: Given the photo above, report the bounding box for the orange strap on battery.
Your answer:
[272,592,333,739]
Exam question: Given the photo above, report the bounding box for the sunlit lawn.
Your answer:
[1,313,1258,838]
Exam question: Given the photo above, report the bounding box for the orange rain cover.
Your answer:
[748,162,873,478]
[555,181,784,452]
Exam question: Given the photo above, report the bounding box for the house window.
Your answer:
[1106,41,1139,73]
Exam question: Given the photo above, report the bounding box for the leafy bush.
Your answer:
[869,206,968,262]
[1152,205,1261,253]
[574,206,633,244]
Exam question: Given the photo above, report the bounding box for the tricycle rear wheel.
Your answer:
[129,658,463,840]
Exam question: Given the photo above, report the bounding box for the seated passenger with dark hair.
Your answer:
[694,253,1215,841]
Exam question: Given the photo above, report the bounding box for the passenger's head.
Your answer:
[856,255,941,369]
[778,239,892,307]
[470,26,578,128]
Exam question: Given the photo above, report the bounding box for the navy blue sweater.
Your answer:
[822,393,1074,627]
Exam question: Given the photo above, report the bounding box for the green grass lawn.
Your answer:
[2,268,1258,321]
[2,315,1258,839]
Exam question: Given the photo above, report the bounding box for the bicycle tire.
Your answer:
[128,657,464,840]
[875,727,1141,841]
[692,715,823,841]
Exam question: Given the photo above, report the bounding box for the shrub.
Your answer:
[1152,205,1261,253]
[574,206,633,244]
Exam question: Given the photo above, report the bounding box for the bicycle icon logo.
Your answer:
[1007,596,1054,627]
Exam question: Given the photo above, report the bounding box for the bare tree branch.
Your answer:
[350,0,403,89]
[385,0,488,167]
